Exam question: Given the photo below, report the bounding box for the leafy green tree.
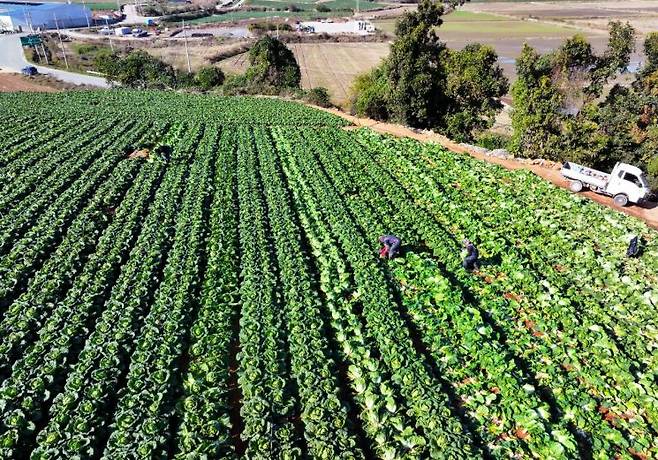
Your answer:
[636,32,658,95]
[588,21,635,97]
[593,86,642,168]
[647,154,658,189]
[195,66,225,90]
[386,0,449,128]
[510,44,564,159]
[510,22,636,161]
[95,50,177,89]
[352,0,507,140]
[444,43,509,141]
[246,36,301,88]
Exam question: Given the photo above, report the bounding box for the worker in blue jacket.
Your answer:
[462,239,480,271]
[379,235,401,259]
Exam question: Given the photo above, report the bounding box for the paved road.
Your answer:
[118,4,150,25]
[0,34,110,88]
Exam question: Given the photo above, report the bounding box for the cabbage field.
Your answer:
[0,91,657,460]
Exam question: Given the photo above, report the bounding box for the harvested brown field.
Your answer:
[220,42,390,105]
[140,40,251,70]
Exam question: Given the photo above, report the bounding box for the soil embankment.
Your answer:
[0,74,57,93]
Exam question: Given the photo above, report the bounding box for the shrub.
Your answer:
[316,4,330,12]
[351,65,389,120]
[306,87,332,107]
[95,50,177,90]
[475,132,511,150]
[73,43,100,55]
[195,66,225,90]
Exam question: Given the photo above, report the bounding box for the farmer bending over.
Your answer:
[379,235,401,259]
[462,238,480,271]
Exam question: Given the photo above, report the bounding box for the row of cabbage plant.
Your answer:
[0,118,130,254]
[0,122,161,457]
[274,127,482,458]
[102,124,215,458]
[309,128,579,458]
[26,123,200,459]
[235,127,300,458]
[174,127,240,458]
[272,129,427,459]
[349,130,656,458]
[254,127,365,458]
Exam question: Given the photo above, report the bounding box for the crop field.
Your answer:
[0,90,658,459]
[373,10,576,36]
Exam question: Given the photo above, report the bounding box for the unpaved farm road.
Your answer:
[317,106,658,230]
[0,34,109,88]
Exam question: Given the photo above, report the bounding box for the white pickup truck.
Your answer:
[561,161,651,207]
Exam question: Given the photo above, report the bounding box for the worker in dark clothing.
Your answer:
[379,235,401,259]
[462,239,480,271]
[627,235,641,258]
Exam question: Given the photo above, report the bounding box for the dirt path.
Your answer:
[318,106,658,230]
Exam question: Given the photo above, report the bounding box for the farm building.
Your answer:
[0,1,91,32]
[297,20,375,35]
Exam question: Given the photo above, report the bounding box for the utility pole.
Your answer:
[105,17,114,51]
[26,8,34,33]
[21,5,29,33]
[22,7,49,64]
[21,1,34,33]
[182,18,191,74]
[81,0,91,28]
[53,13,69,69]
[42,40,49,64]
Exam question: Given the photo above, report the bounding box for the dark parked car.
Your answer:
[21,66,38,76]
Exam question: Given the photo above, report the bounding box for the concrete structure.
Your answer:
[297,20,374,36]
[0,1,92,32]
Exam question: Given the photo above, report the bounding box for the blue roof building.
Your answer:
[0,1,91,31]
